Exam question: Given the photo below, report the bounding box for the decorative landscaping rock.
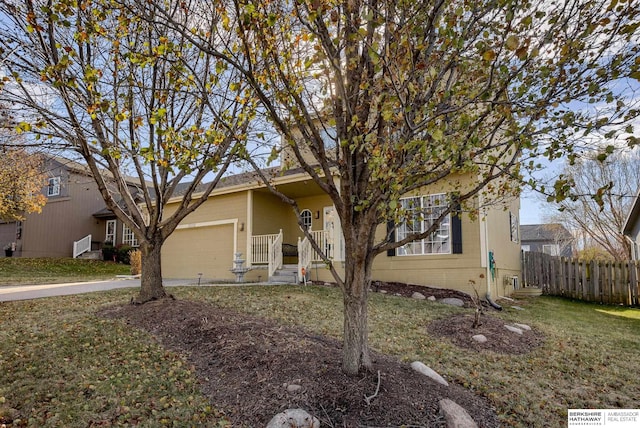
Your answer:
[439,399,479,428]
[428,295,437,301]
[471,334,487,343]
[410,361,449,386]
[504,325,523,335]
[379,289,388,294]
[440,297,465,307]
[287,384,302,393]
[412,292,426,300]
[266,409,320,428]
[514,323,531,331]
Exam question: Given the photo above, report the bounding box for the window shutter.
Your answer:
[387,220,396,256]
[451,203,462,254]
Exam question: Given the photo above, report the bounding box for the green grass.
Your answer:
[0,258,131,286]
[2,286,639,427]
[0,290,228,427]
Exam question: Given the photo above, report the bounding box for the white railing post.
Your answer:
[268,229,283,278]
[298,236,312,283]
[73,234,92,258]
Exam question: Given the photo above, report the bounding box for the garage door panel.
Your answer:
[162,224,234,280]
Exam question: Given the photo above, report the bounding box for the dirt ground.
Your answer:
[99,283,543,427]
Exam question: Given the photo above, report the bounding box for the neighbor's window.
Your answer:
[122,225,139,247]
[105,220,116,244]
[542,244,559,256]
[300,209,312,231]
[397,193,450,255]
[47,177,61,196]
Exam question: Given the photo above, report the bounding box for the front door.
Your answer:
[323,206,344,261]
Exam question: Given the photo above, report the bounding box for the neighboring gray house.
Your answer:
[521,223,573,257]
[622,189,640,261]
[0,156,140,258]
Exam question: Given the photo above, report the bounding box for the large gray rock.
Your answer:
[514,323,531,331]
[439,399,479,428]
[440,297,465,307]
[504,325,523,335]
[266,409,320,428]
[472,334,487,343]
[412,292,426,300]
[410,361,449,386]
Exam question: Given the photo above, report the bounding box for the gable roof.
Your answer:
[521,224,573,242]
[623,188,640,235]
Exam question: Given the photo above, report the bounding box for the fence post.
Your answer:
[605,262,613,304]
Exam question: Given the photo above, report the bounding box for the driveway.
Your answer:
[0,278,197,302]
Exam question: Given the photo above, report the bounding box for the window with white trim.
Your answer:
[105,220,116,244]
[300,209,312,231]
[397,193,450,255]
[47,177,60,196]
[542,244,559,256]
[122,225,139,247]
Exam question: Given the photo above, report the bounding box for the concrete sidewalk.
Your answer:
[0,278,197,302]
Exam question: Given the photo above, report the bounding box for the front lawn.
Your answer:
[0,286,638,426]
[0,258,131,286]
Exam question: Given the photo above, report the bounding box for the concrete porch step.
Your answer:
[269,265,298,284]
[78,250,102,260]
[512,287,543,298]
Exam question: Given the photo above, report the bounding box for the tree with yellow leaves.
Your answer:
[0,147,47,221]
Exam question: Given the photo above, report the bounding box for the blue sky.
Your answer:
[520,192,546,225]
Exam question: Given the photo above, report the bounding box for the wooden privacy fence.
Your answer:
[522,251,640,306]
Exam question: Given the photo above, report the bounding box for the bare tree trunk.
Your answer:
[135,236,167,304]
[341,246,373,375]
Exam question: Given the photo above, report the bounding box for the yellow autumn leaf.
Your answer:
[482,49,497,61]
[505,35,519,51]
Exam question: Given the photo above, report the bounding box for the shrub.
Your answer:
[129,249,142,275]
[102,242,116,262]
[116,245,133,264]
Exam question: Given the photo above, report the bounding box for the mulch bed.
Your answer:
[98,282,544,427]
[427,313,545,355]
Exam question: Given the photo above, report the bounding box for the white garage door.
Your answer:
[162,224,234,280]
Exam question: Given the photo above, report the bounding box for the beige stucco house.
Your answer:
[161,167,522,298]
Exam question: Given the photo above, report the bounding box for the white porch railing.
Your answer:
[253,229,336,281]
[310,230,330,261]
[251,232,280,265]
[298,236,313,283]
[73,234,92,258]
[268,229,283,278]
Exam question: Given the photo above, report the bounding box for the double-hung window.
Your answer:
[47,177,60,196]
[396,193,451,255]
